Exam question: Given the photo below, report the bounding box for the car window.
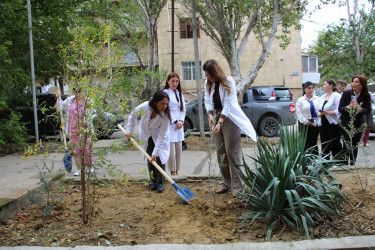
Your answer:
[274,88,292,100]
[253,87,271,101]
[253,88,270,97]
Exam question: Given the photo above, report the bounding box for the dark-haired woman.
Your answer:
[296,82,320,154]
[203,59,257,197]
[126,90,171,193]
[339,75,372,165]
[317,79,342,160]
[163,73,186,176]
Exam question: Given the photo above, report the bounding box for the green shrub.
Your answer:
[0,111,28,151]
[237,125,349,240]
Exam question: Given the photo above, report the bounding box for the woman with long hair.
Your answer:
[203,59,257,197]
[126,90,171,193]
[338,75,372,165]
[317,79,342,159]
[163,72,186,175]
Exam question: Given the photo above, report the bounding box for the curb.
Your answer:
[0,172,65,223]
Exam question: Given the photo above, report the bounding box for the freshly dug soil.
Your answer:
[0,169,374,247]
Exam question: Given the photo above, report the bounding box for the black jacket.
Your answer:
[338,90,372,128]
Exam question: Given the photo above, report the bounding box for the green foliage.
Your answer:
[308,8,375,81]
[0,0,79,107]
[27,160,65,218]
[104,0,167,100]
[0,112,28,151]
[237,126,348,240]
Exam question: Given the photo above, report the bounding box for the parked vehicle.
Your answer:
[17,93,124,139]
[184,86,296,137]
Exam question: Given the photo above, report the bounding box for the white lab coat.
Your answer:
[163,88,186,142]
[204,76,257,142]
[126,101,170,164]
[296,95,320,126]
[316,91,342,126]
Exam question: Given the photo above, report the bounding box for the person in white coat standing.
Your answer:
[163,72,186,176]
[317,79,342,160]
[203,59,257,197]
[126,90,171,193]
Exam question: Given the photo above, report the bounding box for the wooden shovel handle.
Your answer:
[56,92,68,150]
[117,124,175,185]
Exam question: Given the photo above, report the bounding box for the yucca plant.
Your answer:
[237,125,349,240]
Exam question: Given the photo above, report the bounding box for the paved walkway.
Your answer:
[0,133,375,249]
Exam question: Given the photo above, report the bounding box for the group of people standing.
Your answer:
[296,76,373,165]
[126,59,257,196]
[57,61,372,198]
[56,59,254,197]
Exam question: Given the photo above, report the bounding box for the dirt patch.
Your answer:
[0,169,374,247]
[184,135,260,151]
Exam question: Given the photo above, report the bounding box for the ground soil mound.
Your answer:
[0,169,374,247]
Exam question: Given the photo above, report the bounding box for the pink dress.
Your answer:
[68,98,93,167]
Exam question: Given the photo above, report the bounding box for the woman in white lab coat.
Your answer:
[316,79,342,159]
[203,59,257,197]
[126,90,171,193]
[163,72,186,175]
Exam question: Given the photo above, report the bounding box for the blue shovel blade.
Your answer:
[173,183,195,203]
[63,149,72,173]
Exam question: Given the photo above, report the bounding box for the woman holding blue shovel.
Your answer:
[126,90,171,193]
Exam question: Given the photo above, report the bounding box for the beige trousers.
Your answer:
[168,141,182,172]
[214,118,243,194]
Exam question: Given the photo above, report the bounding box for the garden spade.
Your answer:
[50,87,72,173]
[117,124,195,203]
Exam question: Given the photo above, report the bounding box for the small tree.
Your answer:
[339,104,368,192]
[59,22,134,223]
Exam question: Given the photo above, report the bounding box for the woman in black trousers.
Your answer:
[317,79,342,160]
[296,82,320,154]
[338,75,372,165]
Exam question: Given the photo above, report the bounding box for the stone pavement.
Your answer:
[0,132,375,249]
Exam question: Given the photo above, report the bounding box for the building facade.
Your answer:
[157,1,303,97]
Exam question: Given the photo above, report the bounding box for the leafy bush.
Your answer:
[0,111,28,152]
[237,126,349,240]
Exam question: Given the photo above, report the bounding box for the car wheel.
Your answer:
[259,116,279,137]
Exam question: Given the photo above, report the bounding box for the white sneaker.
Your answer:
[86,167,94,174]
[74,170,81,176]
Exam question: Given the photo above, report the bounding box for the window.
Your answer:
[181,61,201,81]
[180,19,200,39]
[302,56,318,73]
[309,57,317,72]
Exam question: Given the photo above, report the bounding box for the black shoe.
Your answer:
[156,183,164,193]
[149,182,157,191]
[182,141,187,151]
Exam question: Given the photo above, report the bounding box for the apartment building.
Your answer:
[157,1,303,97]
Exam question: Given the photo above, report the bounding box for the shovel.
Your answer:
[50,87,72,173]
[117,124,195,203]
